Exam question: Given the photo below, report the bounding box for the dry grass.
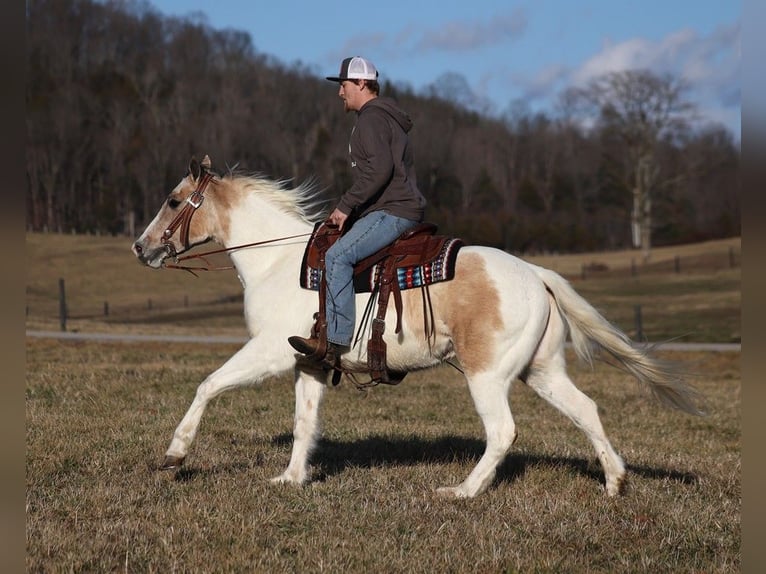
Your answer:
[26,233,741,571]
[25,232,247,337]
[26,339,739,573]
[523,236,741,277]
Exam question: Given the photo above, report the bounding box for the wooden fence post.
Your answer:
[58,278,67,332]
[634,304,643,342]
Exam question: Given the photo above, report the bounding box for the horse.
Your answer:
[132,155,703,499]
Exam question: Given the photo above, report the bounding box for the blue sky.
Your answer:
[148,0,741,139]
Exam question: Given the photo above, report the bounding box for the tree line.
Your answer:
[26,0,740,254]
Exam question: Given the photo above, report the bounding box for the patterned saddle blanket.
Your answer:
[298,222,463,293]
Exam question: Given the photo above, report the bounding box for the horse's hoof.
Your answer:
[436,486,469,499]
[161,455,185,470]
[269,470,307,485]
[606,474,627,496]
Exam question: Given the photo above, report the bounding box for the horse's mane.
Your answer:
[225,169,331,226]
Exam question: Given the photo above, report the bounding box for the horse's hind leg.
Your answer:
[525,354,626,496]
[437,370,517,499]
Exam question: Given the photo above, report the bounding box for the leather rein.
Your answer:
[160,171,312,276]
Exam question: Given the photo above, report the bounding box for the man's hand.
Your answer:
[328,208,349,231]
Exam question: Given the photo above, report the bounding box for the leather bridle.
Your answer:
[161,170,216,259]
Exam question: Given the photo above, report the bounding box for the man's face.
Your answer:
[338,80,362,112]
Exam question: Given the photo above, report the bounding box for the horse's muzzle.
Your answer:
[132,240,168,269]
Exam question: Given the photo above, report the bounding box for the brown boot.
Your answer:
[288,335,321,356]
[288,336,344,370]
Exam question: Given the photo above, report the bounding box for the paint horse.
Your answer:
[132,156,702,499]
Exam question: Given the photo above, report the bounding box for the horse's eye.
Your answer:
[168,198,181,209]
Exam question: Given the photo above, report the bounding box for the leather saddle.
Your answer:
[300,220,462,386]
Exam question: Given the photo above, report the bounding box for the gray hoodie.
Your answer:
[336,97,426,222]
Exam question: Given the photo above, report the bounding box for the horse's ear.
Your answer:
[200,155,212,172]
[188,156,201,181]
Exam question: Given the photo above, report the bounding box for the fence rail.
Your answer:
[574,246,738,280]
[27,285,244,329]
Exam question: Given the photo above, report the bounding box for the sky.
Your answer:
[147,0,741,139]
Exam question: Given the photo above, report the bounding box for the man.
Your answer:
[289,56,426,368]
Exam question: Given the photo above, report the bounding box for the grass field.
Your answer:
[26,233,741,571]
[26,340,739,572]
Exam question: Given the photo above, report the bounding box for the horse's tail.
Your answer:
[530,264,705,416]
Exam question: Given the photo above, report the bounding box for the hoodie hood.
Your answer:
[361,97,413,132]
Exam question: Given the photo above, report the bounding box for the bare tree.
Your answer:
[565,70,695,260]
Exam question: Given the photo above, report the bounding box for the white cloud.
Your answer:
[573,36,662,84]
[571,22,739,93]
[557,22,739,134]
[323,9,528,68]
[325,33,388,66]
[415,10,527,52]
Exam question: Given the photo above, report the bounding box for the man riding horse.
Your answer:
[288,57,427,369]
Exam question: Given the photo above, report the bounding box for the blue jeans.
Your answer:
[324,211,420,347]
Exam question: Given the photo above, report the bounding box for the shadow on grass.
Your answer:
[167,459,258,483]
[158,433,698,489]
[275,432,699,489]
[145,450,263,482]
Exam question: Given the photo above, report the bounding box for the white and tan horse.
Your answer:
[132,156,702,499]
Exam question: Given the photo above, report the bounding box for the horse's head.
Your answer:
[132,155,220,268]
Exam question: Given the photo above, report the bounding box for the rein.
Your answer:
[164,232,314,276]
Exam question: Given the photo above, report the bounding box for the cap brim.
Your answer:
[325,76,345,82]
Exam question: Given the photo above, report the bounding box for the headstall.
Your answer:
[161,171,216,258]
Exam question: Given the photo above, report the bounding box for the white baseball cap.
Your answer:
[326,57,379,82]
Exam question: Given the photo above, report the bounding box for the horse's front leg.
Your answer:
[162,337,292,469]
[270,365,327,485]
